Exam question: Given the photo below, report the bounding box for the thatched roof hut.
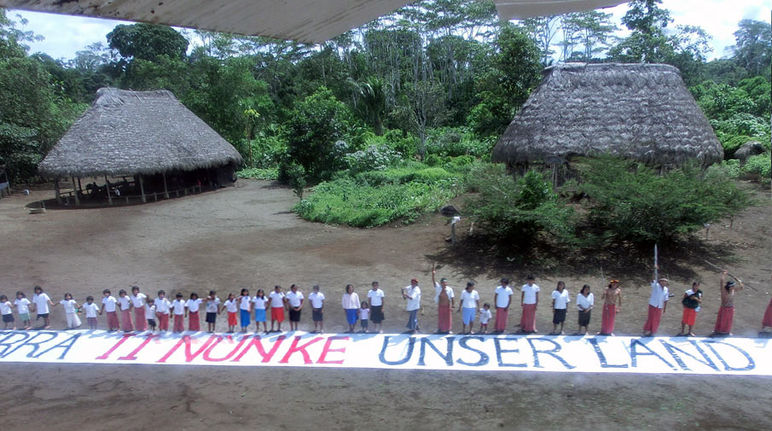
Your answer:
[492,63,723,168]
[39,87,242,178]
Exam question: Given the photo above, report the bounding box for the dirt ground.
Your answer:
[1,179,771,430]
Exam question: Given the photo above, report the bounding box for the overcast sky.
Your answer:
[7,0,772,61]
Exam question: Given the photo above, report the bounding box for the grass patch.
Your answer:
[237,167,279,180]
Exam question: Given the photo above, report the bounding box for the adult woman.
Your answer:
[432,266,454,334]
[550,281,570,335]
[576,285,594,335]
[341,284,360,333]
[712,271,743,336]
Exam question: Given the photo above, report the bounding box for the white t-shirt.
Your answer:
[360,308,370,320]
[102,296,117,312]
[404,286,421,311]
[434,283,455,304]
[522,284,540,305]
[82,302,100,318]
[155,297,171,314]
[479,308,492,324]
[118,296,131,311]
[494,286,513,308]
[286,291,304,307]
[0,301,12,315]
[14,297,31,314]
[224,299,238,313]
[460,290,480,309]
[205,297,221,313]
[186,298,202,312]
[33,293,51,314]
[648,282,669,309]
[146,304,156,320]
[367,289,384,306]
[171,299,185,315]
[60,299,78,314]
[551,289,570,310]
[269,291,285,308]
[309,292,325,308]
[252,296,268,310]
[577,293,594,311]
[130,293,147,308]
[239,295,251,311]
[342,292,360,310]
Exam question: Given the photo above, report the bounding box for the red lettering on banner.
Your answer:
[203,335,248,362]
[279,336,322,364]
[157,335,216,363]
[95,334,134,360]
[317,336,349,364]
[232,335,285,363]
[118,335,159,360]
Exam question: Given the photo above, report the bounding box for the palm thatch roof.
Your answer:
[39,88,242,178]
[492,63,723,167]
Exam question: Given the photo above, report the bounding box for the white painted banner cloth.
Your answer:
[0,330,769,375]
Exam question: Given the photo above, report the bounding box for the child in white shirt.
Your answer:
[479,303,492,334]
[82,296,100,330]
[146,298,157,331]
[359,301,371,333]
[14,291,31,330]
[58,292,81,329]
[0,295,14,329]
[223,293,239,333]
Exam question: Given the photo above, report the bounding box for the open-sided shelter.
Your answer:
[492,63,723,177]
[38,87,242,206]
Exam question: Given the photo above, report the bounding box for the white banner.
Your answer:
[0,330,769,375]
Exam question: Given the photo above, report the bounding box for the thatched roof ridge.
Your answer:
[492,63,723,166]
[39,87,242,178]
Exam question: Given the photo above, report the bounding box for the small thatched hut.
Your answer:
[492,63,723,176]
[39,87,242,205]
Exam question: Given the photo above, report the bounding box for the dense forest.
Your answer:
[0,0,769,249]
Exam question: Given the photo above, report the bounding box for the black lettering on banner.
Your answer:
[1,331,59,358]
[456,336,490,367]
[659,340,719,372]
[378,336,415,365]
[702,340,755,372]
[417,337,454,366]
[588,337,628,368]
[493,336,526,367]
[0,331,31,357]
[34,333,81,360]
[630,339,676,370]
[526,337,575,369]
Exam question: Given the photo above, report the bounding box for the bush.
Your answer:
[424,127,493,158]
[236,167,278,180]
[742,153,771,180]
[344,145,401,175]
[578,157,752,245]
[464,164,577,244]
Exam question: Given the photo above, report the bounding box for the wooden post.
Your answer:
[105,176,112,205]
[71,176,80,206]
[54,179,61,205]
[162,172,169,199]
[139,175,146,203]
[77,177,83,194]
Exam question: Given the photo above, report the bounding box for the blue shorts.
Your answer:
[345,309,358,325]
[254,308,266,322]
[462,308,476,325]
[240,309,251,328]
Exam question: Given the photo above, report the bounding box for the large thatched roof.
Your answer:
[492,63,723,167]
[39,88,242,178]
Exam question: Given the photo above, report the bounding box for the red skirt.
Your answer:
[120,309,134,331]
[158,313,169,331]
[228,311,238,326]
[520,303,537,332]
[714,306,734,334]
[600,304,616,335]
[494,307,508,332]
[438,305,452,332]
[173,314,185,332]
[106,311,120,330]
[271,307,284,322]
[643,305,663,334]
[763,299,772,328]
[188,311,200,331]
[682,308,697,326]
[134,307,147,331]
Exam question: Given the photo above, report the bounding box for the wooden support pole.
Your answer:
[54,179,61,205]
[139,175,146,203]
[77,177,83,193]
[162,172,169,199]
[105,176,112,205]
[71,176,80,206]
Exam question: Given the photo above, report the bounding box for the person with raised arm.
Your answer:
[599,280,622,335]
[712,270,743,336]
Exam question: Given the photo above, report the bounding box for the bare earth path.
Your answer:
[1,180,771,430]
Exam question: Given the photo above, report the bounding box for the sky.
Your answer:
[6,0,772,61]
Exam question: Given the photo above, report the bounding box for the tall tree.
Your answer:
[107,23,188,62]
[732,19,772,77]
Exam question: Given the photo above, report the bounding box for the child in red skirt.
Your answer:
[223,293,238,333]
[185,292,202,332]
[171,293,186,333]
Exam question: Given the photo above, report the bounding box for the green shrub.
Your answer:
[742,153,771,179]
[344,144,401,174]
[236,167,279,180]
[425,127,493,158]
[719,159,741,178]
[464,164,577,244]
[578,157,752,245]
[354,164,456,186]
[720,134,753,158]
